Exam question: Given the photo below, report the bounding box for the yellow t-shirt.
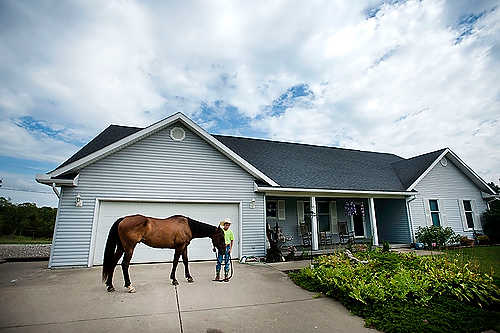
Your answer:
[223,229,234,245]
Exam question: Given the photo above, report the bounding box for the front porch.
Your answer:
[265,195,413,252]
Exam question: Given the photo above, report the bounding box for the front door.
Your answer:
[353,204,365,237]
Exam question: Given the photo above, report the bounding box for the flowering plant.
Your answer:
[344,201,364,217]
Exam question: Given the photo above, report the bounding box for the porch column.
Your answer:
[310,196,319,250]
[368,197,379,246]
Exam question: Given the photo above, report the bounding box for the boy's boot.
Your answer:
[215,271,221,281]
[224,271,229,282]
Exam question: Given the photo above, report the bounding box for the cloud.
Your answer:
[0,0,499,209]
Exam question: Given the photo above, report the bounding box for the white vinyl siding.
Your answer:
[50,122,264,267]
[408,156,487,239]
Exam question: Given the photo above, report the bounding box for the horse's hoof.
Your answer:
[127,286,136,293]
[107,286,115,292]
[172,280,179,286]
[187,277,194,283]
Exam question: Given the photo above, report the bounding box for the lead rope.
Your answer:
[174,285,184,333]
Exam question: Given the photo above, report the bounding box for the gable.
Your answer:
[43,112,278,186]
[80,122,257,188]
[414,156,486,197]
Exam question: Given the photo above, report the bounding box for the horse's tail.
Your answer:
[102,218,124,283]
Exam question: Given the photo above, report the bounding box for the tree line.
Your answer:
[0,197,57,239]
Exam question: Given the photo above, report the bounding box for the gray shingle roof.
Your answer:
[390,148,447,189]
[57,125,142,170]
[53,124,445,192]
[214,135,407,191]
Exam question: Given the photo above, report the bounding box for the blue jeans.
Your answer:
[216,245,231,273]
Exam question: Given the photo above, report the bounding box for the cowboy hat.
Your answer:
[219,217,231,226]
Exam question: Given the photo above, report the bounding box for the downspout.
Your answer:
[51,183,60,198]
[405,196,417,243]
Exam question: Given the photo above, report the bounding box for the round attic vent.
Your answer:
[170,127,185,141]
[440,158,448,167]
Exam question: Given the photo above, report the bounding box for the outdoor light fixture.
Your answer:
[75,193,83,207]
[250,198,256,209]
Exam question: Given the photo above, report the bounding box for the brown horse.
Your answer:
[102,214,226,292]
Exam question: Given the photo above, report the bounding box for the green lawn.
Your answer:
[0,235,52,244]
[444,246,500,285]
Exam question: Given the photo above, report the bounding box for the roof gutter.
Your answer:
[35,174,79,187]
[256,186,416,198]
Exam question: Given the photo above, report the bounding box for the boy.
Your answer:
[215,217,234,282]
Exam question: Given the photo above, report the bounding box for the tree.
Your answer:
[0,197,57,238]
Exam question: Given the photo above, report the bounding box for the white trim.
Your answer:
[407,150,449,191]
[256,186,414,197]
[428,198,441,226]
[277,200,286,220]
[264,194,268,254]
[87,197,243,267]
[368,198,379,246]
[405,196,416,242]
[88,199,101,267]
[310,197,319,250]
[48,188,63,268]
[407,149,495,194]
[36,173,79,186]
[47,112,279,187]
[239,201,243,259]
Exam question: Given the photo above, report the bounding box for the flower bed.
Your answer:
[289,250,500,332]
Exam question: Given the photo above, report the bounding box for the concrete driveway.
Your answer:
[0,260,373,332]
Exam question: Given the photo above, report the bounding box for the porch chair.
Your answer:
[319,231,333,246]
[299,223,312,246]
[338,221,355,244]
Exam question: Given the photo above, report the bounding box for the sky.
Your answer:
[0,0,499,208]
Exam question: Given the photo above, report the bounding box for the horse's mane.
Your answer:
[183,216,218,239]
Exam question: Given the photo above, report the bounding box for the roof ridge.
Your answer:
[109,124,144,130]
[213,134,403,158]
[392,148,447,165]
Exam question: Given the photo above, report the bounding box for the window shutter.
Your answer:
[330,201,338,233]
[424,198,431,226]
[297,200,304,226]
[278,200,286,220]
[458,199,467,231]
[472,200,481,230]
[438,199,447,227]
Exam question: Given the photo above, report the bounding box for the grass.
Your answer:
[444,245,500,286]
[0,235,52,244]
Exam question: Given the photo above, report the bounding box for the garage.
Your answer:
[91,200,240,265]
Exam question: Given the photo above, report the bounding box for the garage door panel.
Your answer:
[93,201,239,265]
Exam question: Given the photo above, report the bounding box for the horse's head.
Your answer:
[211,227,226,254]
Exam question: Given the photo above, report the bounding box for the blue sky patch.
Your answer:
[455,11,485,44]
[0,156,57,176]
[15,116,85,146]
[364,0,409,19]
[268,83,314,116]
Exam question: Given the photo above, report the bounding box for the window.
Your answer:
[317,202,330,232]
[266,200,285,220]
[463,200,474,229]
[429,200,440,226]
[266,201,277,218]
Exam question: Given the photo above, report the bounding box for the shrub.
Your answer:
[292,251,500,308]
[478,235,490,245]
[382,240,390,252]
[415,226,460,248]
[483,207,500,243]
[461,236,474,246]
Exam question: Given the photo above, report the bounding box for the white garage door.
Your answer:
[92,201,239,265]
